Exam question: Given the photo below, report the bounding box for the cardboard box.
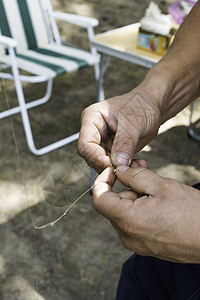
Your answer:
[137,27,176,55]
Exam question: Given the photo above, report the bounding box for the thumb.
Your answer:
[93,167,122,219]
[116,166,163,196]
[111,115,140,167]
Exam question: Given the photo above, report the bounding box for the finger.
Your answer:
[119,190,138,201]
[111,112,140,167]
[130,159,148,169]
[116,166,163,196]
[110,92,144,167]
[78,141,112,173]
[93,168,122,219]
[94,167,116,189]
[78,104,112,172]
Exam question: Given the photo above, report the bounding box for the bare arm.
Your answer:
[78,1,200,172]
[144,0,200,123]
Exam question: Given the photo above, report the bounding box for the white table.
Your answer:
[92,23,162,69]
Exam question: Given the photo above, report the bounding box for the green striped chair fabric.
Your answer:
[0,0,99,78]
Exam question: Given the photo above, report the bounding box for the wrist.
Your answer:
[138,56,200,126]
[127,79,164,139]
[133,68,173,127]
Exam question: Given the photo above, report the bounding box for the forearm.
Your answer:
[137,1,200,125]
[78,1,200,170]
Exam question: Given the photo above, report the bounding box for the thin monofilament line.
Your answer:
[35,168,117,230]
[34,185,94,229]
[0,67,39,300]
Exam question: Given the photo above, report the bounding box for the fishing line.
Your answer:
[0,66,39,300]
[1,65,117,299]
[35,185,94,229]
[35,168,116,230]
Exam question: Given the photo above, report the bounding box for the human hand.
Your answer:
[78,86,162,173]
[78,0,200,173]
[93,166,200,263]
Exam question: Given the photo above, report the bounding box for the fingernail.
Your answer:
[117,166,129,173]
[114,153,130,166]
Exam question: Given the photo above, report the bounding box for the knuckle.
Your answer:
[77,141,86,156]
[81,103,97,120]
[81,107,88,120]
[158,177,174,193]
[155,177,179,198]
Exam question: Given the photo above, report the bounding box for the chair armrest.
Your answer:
[0,35,17,48]
[53,12,99,28]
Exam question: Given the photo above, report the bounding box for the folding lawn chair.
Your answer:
[0,0,104,155]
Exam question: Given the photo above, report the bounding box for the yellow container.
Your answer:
[137,27,176,55]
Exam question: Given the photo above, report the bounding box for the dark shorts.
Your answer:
[116,183,200,300]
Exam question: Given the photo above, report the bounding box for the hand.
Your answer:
[78,1,200,173]
[78,85,162,173]
[93,166,200,263]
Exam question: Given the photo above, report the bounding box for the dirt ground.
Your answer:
[0,1,200,299]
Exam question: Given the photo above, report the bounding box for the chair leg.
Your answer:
[188,102,200,141]
[19,84,79,155]
[0,79,53,119]
[96,54,105,102]
[9,47,79,156]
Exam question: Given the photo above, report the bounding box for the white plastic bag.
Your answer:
[140,2,172,35]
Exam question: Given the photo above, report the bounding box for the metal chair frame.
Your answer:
[0,0,104,155]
